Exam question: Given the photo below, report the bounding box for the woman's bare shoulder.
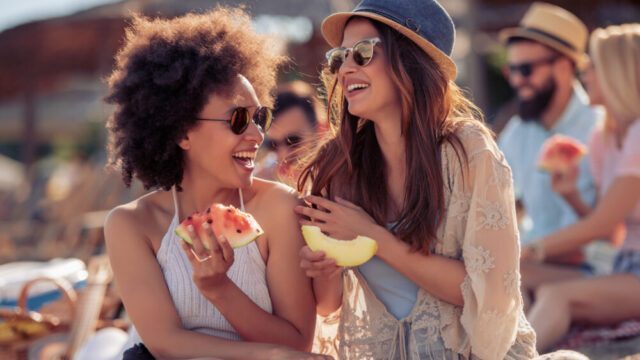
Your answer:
[104,190,171,241]
[252,178,301,208]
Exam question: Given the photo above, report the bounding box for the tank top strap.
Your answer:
[171,185,180,219]
[238,188,245,212]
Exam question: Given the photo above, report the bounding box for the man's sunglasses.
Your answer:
[264,134,303,151]
[507,56,559,78]
[196,106,273,135]
[326,37,381,74]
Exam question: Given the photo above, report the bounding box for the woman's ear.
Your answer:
[178,135,191,150]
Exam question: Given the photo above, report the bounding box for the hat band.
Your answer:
[521,27,576,51]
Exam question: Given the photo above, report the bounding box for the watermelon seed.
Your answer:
[227,209,231,213]
[236,229,241,233]
[187,216,192,220]
[207,219,213,224]
[206,208,210,213]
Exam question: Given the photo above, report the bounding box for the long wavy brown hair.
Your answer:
[298,18,490,253]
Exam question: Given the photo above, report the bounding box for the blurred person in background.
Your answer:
[103,7,328,360]
[257,81,325,187]
[497,2,611,310]
[522,23,640,353]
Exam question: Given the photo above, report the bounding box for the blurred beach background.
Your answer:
[0,1,639,359]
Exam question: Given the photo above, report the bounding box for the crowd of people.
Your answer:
[96,0,639,359]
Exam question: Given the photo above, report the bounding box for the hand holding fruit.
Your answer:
[180,222,234,290]
[295,195,379,268]
[295,195,378,241]
[520,239,545,263]
[550,163,579,197]
[175,203,264,290]
[299,245,343,279]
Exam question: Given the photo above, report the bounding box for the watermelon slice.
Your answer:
[175,204,264,249]
[537,134,588,173]
[301,225,377,267]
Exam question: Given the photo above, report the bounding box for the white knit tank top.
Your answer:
[124,187,272,347]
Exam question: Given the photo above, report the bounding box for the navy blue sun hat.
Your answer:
[321,0,457,80]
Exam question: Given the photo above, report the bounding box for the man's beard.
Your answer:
[517,78,556,122]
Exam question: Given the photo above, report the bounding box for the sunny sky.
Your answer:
[0,0,121,32]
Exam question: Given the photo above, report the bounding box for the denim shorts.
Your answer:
[612,251,640,279]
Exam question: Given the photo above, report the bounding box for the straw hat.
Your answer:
[499,2,589,69]
[321,0,457,81]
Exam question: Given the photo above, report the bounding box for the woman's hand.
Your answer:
[180,221,234,291]
[521,239,545,263]
[550,164,579,198]
[294,195,379,240]
[298,245,343,279]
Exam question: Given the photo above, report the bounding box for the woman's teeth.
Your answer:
[232,151,256,160]
[347,83,369,92]
[232,152,256,168]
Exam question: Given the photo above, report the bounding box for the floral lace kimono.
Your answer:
[313,124,538,360]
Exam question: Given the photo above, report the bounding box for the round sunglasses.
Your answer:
[264,134,303,151]
[507,56,558,78]
[196,106,273,135]
[325,37,381,74]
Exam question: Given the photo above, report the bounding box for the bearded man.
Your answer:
[498,3,608,309]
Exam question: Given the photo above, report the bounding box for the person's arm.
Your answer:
[368,226,466,306]
[458,146,524,360]
[298,245,344,316]
[190,187,316,351]
[535,176,640,258]
[550,165,593,217]
[296,195,466,307]
[384,137,523,360]
[105,206,322,360]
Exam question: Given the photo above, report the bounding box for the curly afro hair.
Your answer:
[105,6,285,191]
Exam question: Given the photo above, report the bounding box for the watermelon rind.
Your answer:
[212,205,264,249]
[175,226,192,245]
[175,226,212,250]
[177,204,264,251]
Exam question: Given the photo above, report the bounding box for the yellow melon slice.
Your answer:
[301,225,378,267]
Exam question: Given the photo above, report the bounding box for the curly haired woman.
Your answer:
[104,7,329,360]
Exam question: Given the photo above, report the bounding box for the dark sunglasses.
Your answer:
[264,134,303,151]
[507,56,559,78]
[326,37,381,74]
[196,106,273,135]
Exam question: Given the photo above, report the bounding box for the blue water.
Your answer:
[0,280,86,312]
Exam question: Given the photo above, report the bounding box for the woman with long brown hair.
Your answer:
[295,0,537,358]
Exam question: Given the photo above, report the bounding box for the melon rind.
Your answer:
[301,225,377,267]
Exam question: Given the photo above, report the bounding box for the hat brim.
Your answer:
[321,12,457,81]
[498,27,589,70]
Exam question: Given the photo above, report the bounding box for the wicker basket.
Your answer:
[0,277,77,359]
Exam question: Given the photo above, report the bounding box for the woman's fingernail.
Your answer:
[187,225,194,232]
[202,222,210,229]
